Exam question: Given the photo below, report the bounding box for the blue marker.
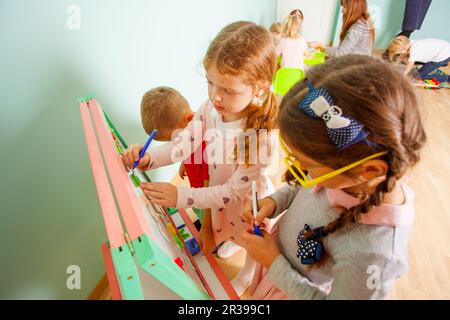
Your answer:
[252,181,263,237]
[132,129,157,171]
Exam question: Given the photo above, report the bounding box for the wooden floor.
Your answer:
[91,68,450,300]
[388,76,450,300]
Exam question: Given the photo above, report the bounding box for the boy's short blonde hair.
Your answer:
[140,86,190,140]
[383,36,411,65]
[270,22,282,34]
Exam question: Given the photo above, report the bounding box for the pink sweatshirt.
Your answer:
[147,100,276,245]
[276,36,308,69]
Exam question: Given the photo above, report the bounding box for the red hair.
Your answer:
[340,0,374,45]
[204,21,278,165]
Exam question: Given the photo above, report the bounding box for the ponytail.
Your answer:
[282,9,303,38]
[235,90,279,166]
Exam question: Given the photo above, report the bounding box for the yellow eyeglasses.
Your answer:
[279,135,388,189]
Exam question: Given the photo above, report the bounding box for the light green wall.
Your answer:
[331,0,450,48]
[411,0,450,41]
[0,0,276,299]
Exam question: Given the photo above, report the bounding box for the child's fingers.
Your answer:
[243,201,252,212]
[241,230,257,244]
[240,201,254,223]
[148,197,166,206]
[132,144,142,162]
[240,210,254,224]
[142,189,164,199]
[242,229,270,244]
[122,145,141,169]
[255,213,267,226]
[121,152,130,170]
[255,199,274,225]
[140,182,161,192]
[138,153,150,170]
[255,205,269,225]
[140,183,165,197]
[121,149,131,169]
[260,229,270,238]
[140,182,151,190]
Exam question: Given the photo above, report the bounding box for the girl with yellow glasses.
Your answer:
[239,55,426,300]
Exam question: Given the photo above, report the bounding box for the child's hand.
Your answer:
[140,182,177,207]
[198,222,216,255]
[121,144,151,171]
[310,42,325,51]
[240,197,277,226]
[241,229,280,269]
[179,162,186,179]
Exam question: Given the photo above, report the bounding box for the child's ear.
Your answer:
[358,160,389,181]
[254,81,270,96]
[184,112,195,124]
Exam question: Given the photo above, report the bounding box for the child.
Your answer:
[139,86,209,231]
[312,0,374,57]
[276,9,308,70]
[269,22,283,45]
[122,21,279,295]
[383,36,450,83]
[240,55,426,299]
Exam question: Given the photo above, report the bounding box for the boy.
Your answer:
[140,86,209,230]
[270,22,282,45]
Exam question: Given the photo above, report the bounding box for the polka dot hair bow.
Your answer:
[296,224,326,265]
[299,80,373,150]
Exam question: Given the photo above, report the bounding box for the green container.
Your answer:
[273,68,305,95]
[304,52,325,66]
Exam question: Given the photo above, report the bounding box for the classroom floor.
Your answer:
[91,65,450,300]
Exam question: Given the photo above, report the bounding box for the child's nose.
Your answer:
[211,88,222,102]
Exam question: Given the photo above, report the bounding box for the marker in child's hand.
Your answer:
[252,181,263,237]
[132,129,157,172]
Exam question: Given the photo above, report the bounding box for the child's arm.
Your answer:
[404,61,415,76]
[265,183,299,218]
[266,250,396,299]
[140,164,265,210]
[176,162,262,210]
[127,101,208,171]
[141,133,276,211]
[325,24,362,57]
[240,183,299,226]
[177,133,279,210]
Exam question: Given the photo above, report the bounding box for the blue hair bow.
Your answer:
[299,80,376,150]
[296,224,325,265]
